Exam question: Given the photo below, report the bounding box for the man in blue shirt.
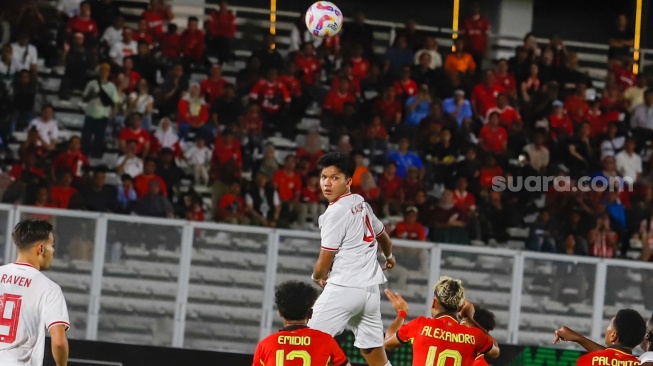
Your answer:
[442,89,473,127]
[388,137,424,179]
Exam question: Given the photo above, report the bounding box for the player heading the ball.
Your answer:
[252,281,351,366]
[384,276,500,366]
[310,152,396,366]
[0,219,69,366]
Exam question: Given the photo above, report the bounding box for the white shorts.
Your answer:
[307,283,383,349]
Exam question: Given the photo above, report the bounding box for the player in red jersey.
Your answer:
[253,281,351,366]
[472,308,496,366]
[553,309,645,366]
[384,276,500,366]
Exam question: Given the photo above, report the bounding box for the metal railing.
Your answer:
[0,204,649,354]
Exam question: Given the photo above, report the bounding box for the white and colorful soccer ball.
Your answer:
[305,1,344,37]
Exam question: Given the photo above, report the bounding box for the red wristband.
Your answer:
[397,311,407,319]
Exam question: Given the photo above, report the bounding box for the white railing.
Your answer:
[0,204,650,353]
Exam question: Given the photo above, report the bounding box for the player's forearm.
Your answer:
[51,339,69,366]
[377,232,393,257]
[384,316,405,350]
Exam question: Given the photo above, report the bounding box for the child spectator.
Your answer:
[117,174,137,213]
[116,140,144,178]
[298,174,321,226]
[50,170,78,209]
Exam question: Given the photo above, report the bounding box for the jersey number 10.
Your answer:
[275,350,311,365]
[0,294,22,344]
[425,346,462,366]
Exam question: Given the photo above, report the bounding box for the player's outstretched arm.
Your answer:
[553,326,605,352]
[383,289,408,351]
[49,324,69,366]
[460,300,500,358]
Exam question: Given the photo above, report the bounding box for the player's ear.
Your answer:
[431,298,436,310]
[37,244,44,256]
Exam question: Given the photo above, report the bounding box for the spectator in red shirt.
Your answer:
[452,176,476,216]
[177,83,211,142]
[134,158,168,198]
[200,64,226,104]
[520,63,541,102]
[273,155,302,203]
[293,42,321,85]
[50,170,79,209]
[159,23,181,59]
[298,174,322,226]
[9,153,45,183]
[495,59,516,99]
[393,206,427,241]
[52,136,88,180]
[249,68,292,116]
[119,113,151,156]
[66,1,98,45]
[279,63,302,99]
[205,0,237,64]
[350,44,370,84]
[393,66,418,100]
[486,93,521,129]
[241,104,264,152]
[133,19,153,46]
[373,86,403,127]
[480,155,504,189]
[460,2,491,67]
[141,0,165,35]
[211,131,243,179]
[331,63,360,96]
[122,56,141,94]
[564,82,590,125]
[323,78,356,118]
[218,181,248,224]
[549,100,574,141]
[180,17,205,63]
[472,69,505,121]
[32,186,57,213]
[479,111,508,155]
[377,161,404,216]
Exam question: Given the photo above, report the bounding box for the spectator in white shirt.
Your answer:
[631,89,653,151]
[0,44,17,91]
[413,36,442,70]
[102,16,124,50]
[128,79,154,130]
[153,117,179,153]
[616,138,642,183]
[185,136,212,185]
[27,104,59,152]
[58,0,82,18]
[600,122,625,159]
[11,34,38,74]
[522,131,550,173]
[624,74,648,111]
[109,28,137,67]
[116,139,144,178]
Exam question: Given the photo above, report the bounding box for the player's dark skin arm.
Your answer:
[459,302,500,358]
[553,326,605,352]
[50,325,69,366]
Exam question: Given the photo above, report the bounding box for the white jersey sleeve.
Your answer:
[367,202,386,237]
[319,207,348,251]
[44,285,70,331]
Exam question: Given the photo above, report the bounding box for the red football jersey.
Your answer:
[119,128,151,155]
[252,326,348,366]
[397,314,493,366]
[474,354,489,366]
[249,80,291,114]
[576,348,639,366]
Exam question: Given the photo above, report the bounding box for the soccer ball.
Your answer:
[305,1,343,37]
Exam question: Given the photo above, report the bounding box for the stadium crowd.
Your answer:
[0,0,652,262]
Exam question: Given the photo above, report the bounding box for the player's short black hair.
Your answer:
[473,307,496,332]
[317,152,356,178]
[614,309,646,348]
[12,219,53,251]
[275,281,318,321]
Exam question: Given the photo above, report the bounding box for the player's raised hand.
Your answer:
[553,326,580,344]
[384,289,408,313]
[459,299,475,320]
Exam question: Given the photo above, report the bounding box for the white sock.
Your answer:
[384,362,392,366]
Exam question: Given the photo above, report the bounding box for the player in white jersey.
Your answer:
[0,219,69,366]
[309,152,396,366]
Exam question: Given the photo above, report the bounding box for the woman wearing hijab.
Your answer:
[177,82,212,142]
[153,117,181,157]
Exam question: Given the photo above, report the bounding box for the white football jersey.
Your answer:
[319,193,386,287]
[0,262,69,366]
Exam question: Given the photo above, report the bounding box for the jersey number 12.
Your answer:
[0,294,22,344]
[276,350,311,365]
